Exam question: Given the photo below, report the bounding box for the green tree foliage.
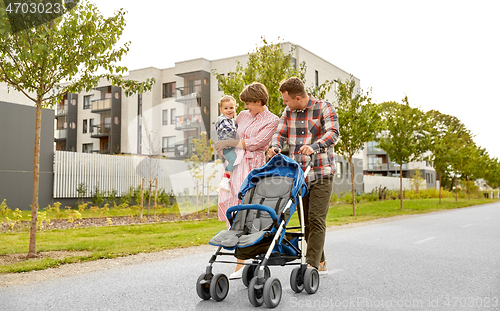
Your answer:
[484,157,500,189]
[409,170,426,194]
[378,98,429,210]
[186,132,219,214]
[334,78,382,216]
[425,110,473,203]
[213,37,335,117]
[0,1,155,257]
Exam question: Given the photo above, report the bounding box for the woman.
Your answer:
[215,82,279,279]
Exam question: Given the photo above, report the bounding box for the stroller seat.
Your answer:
[209,175,294,250]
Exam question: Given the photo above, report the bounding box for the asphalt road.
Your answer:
[1,203,499,310]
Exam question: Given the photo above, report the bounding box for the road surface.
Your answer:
[1,203,499,310]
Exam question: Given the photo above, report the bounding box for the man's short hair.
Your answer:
[218,95,236,108]
[279,77,307,98]
[239,82,268,106]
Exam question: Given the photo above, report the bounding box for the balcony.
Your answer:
[54,128,67,140]
[55,104,68,117]
[175,114,202,130]
[367,144,386,155]
[389,163,408,171]
[175,85,201,102]
[91,98,112,112]
[174,142,195,158]
[90,123,111,138]
[368,163,388,171]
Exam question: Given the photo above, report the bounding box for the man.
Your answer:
[267,77,339,274]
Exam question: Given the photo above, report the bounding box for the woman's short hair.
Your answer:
[279,77,307,98]
[239,82,268,106]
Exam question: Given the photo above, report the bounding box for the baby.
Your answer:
[215,95,238,192]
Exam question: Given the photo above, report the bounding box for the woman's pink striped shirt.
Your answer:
[218,107,279,227]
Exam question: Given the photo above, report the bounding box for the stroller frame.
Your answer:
[196,154,320,308]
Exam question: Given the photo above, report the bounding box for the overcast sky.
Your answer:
[94,0,500,159]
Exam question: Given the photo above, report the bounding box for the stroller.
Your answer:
[196,153,320,308]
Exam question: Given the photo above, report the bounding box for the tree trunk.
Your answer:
[28,102,42,258]
[400,165,403,210]
[455,177,458,202]
[140,179,144,219]
[350,157,356,216]
[202,165,205,213]
[154,179,158,218]
[147,181,151,216]
[438,171,442,204]
[467,176,470,200]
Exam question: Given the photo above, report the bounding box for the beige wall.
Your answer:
[0,82,36,106]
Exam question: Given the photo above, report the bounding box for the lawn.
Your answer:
[0,197,498,273]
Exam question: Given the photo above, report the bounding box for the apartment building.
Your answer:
[363,141,437,189]
[59,43,359,159]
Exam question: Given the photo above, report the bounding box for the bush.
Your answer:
[121,187,134,205]
[330,193,338,203]
[91,185,105,207]
[361,192,378,202]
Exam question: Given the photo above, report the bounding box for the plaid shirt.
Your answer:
[271,94,340,182]
[215,115,238,140]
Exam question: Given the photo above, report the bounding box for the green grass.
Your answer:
[1,198,498,274]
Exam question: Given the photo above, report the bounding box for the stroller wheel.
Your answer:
[196,273,211,300]
[304,267,320,294]
[210,273,229,302]
[243,265,270,287]
[248,276,264,307]
[290,267,304,293]
[263,277,282,308]
[242,265,256,287]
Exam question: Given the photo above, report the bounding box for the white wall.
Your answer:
[364,175,417,193]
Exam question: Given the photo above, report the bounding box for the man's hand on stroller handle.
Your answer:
[268,145,315,157]
[298,145,314,156]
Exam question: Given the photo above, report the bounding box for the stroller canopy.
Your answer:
[239,154,308,199]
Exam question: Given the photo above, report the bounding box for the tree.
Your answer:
[378,98,429,210]
[0,1,155,257]
[136,122,162,219]
[484,157,500,190]
[425,110,473,203]
[186,132,220,214]
[334,78,382,216]
[409,169,426,194]
[213,37,335,117]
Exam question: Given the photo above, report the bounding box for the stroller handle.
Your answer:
[274,148,315,176]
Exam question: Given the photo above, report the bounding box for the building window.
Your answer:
[315,70,319,87]
[368,141,384,152]
[170,108,176,125]
[162,109,168,125]
[336,162,343,178]
[82,143,93,153]
[89,118,94,133]
[83,95,92,109]
[83,119,87,134]
[162,82,176,98]
[346,162,350,177]
[162,136,176,153]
